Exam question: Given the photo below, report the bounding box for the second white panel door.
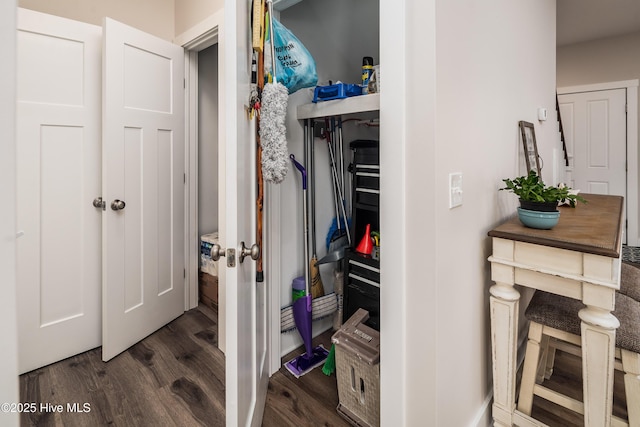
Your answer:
[102,17,186,362]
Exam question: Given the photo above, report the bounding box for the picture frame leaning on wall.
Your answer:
[519,120,542,177]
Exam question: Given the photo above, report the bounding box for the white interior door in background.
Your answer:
[224,0,270,424]
[102,18,186,361]
[16,8,102,374]
[559,89,626,196]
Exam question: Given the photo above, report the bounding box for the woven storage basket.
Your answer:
[332,309,380,427]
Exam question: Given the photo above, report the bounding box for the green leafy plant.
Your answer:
[501,170,586,207]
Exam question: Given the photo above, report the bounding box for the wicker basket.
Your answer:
[332,309,380,427]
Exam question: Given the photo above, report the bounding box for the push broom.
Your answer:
[287,155,329,377]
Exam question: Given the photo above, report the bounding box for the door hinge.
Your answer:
[184,78,186,89]
[184,173,186,184]
[184,268,186,278]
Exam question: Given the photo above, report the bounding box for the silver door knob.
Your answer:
[93,197,104,209]
[239,241,260,263]
[211,243,226,261]
[111,199,126,211]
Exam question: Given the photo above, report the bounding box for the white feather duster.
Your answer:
[259,82,289,184]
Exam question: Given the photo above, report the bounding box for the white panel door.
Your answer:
[102,18,185,361]
[559,89,626,196]
[224,0,270,424]
[16,8,102,374]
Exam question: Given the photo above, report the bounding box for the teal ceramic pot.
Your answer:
[517,207,560,229]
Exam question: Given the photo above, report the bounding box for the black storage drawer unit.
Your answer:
[343,249,380,331]
[344,139,380,332]
[349,139,380,249]
[347,252,380,283]
[343,279,380,331]
[350,139,379,165]
[350,140,380,210]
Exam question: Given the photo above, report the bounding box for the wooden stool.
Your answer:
[517,269,640,426]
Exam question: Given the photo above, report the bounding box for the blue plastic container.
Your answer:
[312,83,363,103]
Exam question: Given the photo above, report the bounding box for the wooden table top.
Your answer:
[488,194,624,258]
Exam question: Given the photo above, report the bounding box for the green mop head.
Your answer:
[322,343,336,376]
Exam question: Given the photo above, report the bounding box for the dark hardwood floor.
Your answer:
[262,331,350,427]
[18,305,345,427]
[526,349,629,426]
[20,305,225,427]
[19,306,630,427]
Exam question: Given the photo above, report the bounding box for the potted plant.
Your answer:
[500,171,586,229]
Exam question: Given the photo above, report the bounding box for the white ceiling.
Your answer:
[557,0,640,46]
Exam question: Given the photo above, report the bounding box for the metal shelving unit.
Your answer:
[296,93,380,120]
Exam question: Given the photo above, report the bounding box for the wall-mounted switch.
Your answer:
[538,107,547,121]
[449,172,463,208]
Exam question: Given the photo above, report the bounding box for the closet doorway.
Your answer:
[196,43,221,333]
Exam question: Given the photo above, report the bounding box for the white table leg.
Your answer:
[490,281,520,426]
[578,305,619,427]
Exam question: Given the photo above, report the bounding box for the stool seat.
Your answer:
[518,288,640,426]
[622,262,640,302]
[526,290,640,353]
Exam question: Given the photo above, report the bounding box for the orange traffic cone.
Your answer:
[355,224,373,255]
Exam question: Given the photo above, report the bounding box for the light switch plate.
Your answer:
[449,172,463,208]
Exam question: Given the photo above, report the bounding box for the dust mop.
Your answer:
[259,0,289,184]
[287,154,329,378]
[280,291,337,333]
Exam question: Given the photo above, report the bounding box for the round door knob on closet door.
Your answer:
[110,199,126,211]
[239,241,260,263]
[92,197,103,208]
[211,243,226,261]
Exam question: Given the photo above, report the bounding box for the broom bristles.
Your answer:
[310,256,325,298]
[322,343,336,376]
[326,216,350,250]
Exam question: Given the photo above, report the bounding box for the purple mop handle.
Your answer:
[290,154,307,190]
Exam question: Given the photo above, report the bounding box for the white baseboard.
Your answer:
[469,391,494,427]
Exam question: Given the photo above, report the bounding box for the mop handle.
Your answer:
[267,0,277,84]
[291,154,310,296]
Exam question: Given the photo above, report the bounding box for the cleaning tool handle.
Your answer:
[290,154,307,189]
[267,0,277,83]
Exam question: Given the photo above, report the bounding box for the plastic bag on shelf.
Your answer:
[264,17,317,94]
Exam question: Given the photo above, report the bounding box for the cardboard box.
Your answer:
[199,271,218,309]
[200,232,219,276]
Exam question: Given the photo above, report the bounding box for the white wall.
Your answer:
[379,0,436,424]
[18,0,224,41]
[557,31,640,87]
[198,44,219,237]
[380,0,558,425]
[19,0,174,40]
[0,1,20,426]
[175,0,223,37]
[433,1,557,425]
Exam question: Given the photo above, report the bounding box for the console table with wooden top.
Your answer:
[487,194,624,427]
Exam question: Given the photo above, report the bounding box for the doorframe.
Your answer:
[1,0,19,419]
[176,12,282,374]
[558,79,639,246]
